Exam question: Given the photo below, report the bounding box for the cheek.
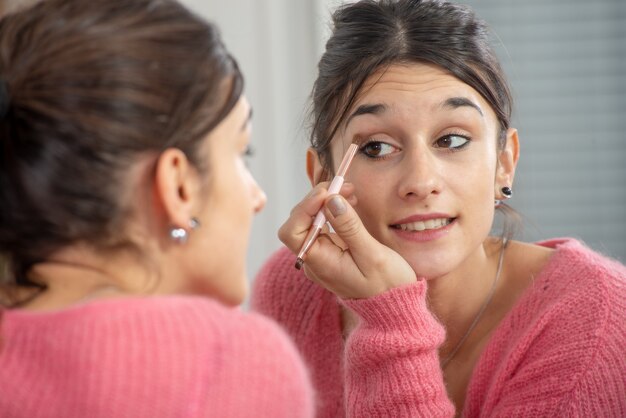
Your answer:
[234,161,255,204]
[454,162,498,231]
[454,152,497,197]
[349,168,392,232]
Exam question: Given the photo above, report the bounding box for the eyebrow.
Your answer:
[345,103,388,127]
[345,96,483,128]
[441,97,483,116]
[241,107,253,131]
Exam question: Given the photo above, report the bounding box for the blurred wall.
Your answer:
[180,0,626,296]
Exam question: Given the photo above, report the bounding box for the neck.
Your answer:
[426,237,504,360]
[21,244,154,311]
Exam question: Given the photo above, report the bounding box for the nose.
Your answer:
[397,146,441,201]
[251,179,267,214]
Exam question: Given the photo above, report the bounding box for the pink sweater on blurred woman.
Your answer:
[0,296,314,417]
[252,238,626,417]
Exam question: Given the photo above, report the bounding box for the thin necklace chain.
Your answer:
[441,237,508,369]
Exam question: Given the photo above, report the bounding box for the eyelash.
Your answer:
[357,131,471,159]
[357,139,397,160]
[240,145,255,168]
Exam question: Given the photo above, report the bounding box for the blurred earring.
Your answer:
[169,217,201,244]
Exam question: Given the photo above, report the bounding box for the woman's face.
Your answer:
[325,63,513,279]
[192,96,266,305]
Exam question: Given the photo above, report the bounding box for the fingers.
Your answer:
[278,182,356,253]
[279,181,416,299]
[322,194,380,269]
[314,193,418,298]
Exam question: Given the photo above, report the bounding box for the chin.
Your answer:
[216,277,249,307]
[223,293,246,307]
[404,256,455,280]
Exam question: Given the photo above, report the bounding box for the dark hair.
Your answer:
[312,0,512,164]
[0,0,243,298]
[310,0,518,236]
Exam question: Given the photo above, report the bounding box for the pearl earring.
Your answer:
[169,217,201,244]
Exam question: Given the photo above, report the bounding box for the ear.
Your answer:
[496,128,520,195]
[154,148,200,228]
[306,147,328,186]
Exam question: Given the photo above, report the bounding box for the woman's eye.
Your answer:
[435,134,469,150]
[240,145,254,167]
[243,145,255,158]
[359,141,396,158]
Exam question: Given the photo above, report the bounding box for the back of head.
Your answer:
[0,0,243,296]
[311,0,512,167]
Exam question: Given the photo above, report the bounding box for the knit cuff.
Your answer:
[341,281,443,334]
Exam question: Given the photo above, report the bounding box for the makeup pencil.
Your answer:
[295,143,359,270]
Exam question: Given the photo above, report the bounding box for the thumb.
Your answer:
[318,193,417,299]
[323,194,378,262]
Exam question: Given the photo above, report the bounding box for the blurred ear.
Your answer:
[306,147,329,186]
[154,148,200,228]
[496,128,520,192]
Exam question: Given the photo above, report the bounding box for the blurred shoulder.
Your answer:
[132,295,303,341]
[33,295,303,345]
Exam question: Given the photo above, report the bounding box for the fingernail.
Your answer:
[327,196,346,217]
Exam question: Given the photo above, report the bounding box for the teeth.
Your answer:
[398,218,450,232]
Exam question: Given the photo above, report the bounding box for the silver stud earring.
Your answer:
[169,217,201,244]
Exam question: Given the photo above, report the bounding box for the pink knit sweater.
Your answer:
[252,238,626,417]
[0,296,314,417]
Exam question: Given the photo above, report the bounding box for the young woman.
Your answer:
[252,0,626,416]
[0,0,314,416]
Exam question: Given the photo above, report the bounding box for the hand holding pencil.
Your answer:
[278,144,417,299]
[294,143,359,269]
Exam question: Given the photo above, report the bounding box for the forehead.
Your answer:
[347,62,494,119]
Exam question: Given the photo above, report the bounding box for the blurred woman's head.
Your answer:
[0,0,265,306]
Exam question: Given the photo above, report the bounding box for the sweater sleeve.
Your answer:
[341,281,455,417]
[253,248,456,417]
